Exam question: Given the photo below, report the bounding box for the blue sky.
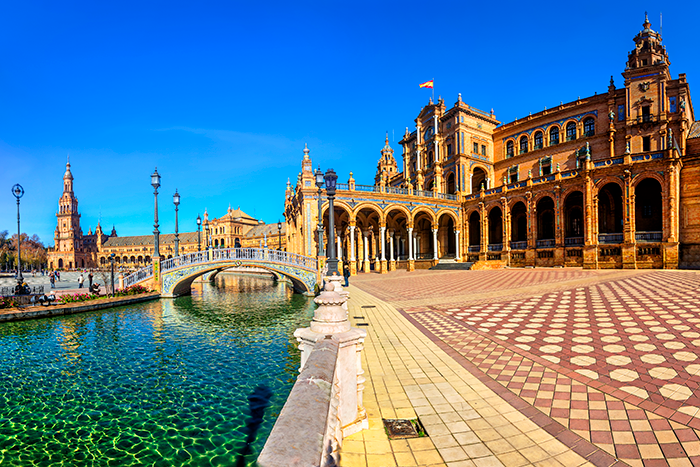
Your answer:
[1,1,699,246]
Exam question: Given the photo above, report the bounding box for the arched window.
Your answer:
[534,131,543,150]
[566,122,577,141]
[519,136,528,154]
[583,117,595,137]
[506,141,514,158]
[550,127,559,145]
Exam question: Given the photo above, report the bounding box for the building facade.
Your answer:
[284,16,700,272]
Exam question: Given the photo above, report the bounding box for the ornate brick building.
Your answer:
[284,16,700,272]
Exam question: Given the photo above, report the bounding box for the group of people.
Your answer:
[49,270,60,288]
[48,270,99,294]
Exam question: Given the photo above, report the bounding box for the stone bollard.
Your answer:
[118,273,124,291]
[294,282,368,439]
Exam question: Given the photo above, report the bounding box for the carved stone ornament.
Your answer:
[639,81,650,92]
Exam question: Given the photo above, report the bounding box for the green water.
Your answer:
[0,273,315,466]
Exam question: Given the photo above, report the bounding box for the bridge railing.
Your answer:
[161,251,209,272]
[211,248,317,270]
[123,265,153,288]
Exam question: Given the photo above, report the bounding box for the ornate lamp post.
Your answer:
[109,253,115,296]
[315,167,325,256]
[324,169,338,275]
[196,215,202,251]
[151,168,161,258]
[277,220,282,250]
[204,219,210,250]
[173,190,180,256]
[11,184,24,285]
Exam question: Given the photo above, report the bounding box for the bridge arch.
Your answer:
[155,249,318,298]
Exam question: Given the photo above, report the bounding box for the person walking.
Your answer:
[88,271,93,289]
[49,271,55,289]
[78,274,84,289]
[343,261,350,287]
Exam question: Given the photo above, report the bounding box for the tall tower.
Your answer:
[48,158,93,269]
[375,133,398,185]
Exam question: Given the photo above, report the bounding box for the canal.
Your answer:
[0,273,315,466]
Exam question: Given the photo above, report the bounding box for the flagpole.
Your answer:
[432,77,434,102]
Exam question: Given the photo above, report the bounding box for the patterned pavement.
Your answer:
[352,268,700,466]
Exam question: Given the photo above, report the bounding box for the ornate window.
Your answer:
[540,157,552,176]
[506,141,514,158]
[670,96,677,113]
[583,117,595,137]
[508,166,519,184]
[481,144,486,156]
[566,122,577,141]
[519,136,528,154]
[424,127,434,141]
[473,142,479,154]
[550,127,559,145]
[447,144,453,156]
[534,131,543,150]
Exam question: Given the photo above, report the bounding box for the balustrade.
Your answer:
[509,241,527,250]
[635,231,662,243]
[564,237,584,246]
[598,233,623,244]
[488,244,503,252]
[536,239,556,248]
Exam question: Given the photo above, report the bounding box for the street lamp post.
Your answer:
[315,167,325,256]
[277,220,282,250]
[173,190,180,256]
[196,215,202,252]
[110,253,115,296]
[11,184,24,286]
[151,168,161,258]
[204,219,210,250]
[324,169,339,275]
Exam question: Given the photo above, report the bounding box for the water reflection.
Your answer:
[0,272,314,466]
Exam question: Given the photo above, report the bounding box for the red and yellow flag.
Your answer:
[419,80,434,89]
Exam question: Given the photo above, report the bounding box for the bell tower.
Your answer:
[621,13,672,153]
[53,158,84,268]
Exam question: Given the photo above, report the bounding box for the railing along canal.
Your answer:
[160,248,317,272]
[123,265,153,288]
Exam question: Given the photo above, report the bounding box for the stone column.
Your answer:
[379,226,387,274]
[408,226,415,271]
[362,230,370,273]
[432,228,439,260]
[455,230,461,260]
[388,230,396,271]
[349,225,357,276]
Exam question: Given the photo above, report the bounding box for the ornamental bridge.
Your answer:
[122,248,319,297]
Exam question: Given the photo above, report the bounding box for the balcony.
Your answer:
[467,245,480,253]
[565,237,584,246]
[488,244,503,252]
[536,239,555,248]
[635,231,662,243]
[637,114,655,124]
[598,233,623,244]
[510,241,527,250]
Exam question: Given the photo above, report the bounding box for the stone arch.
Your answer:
[468,210,481,248]
[635,177,663,233]
[471,165,489,193]
[510,201,528,243]
[564,191,584,239]
[488,205,503,245]
[536,196,556,240]
[58,258,64,268]
[632,171,664,189]
[410,207,437,226]
[437,211,457,257]
[163,262,314,298]
[598,182,623,235]
[445,171,456,194]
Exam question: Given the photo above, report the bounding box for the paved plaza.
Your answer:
[343,268,700,467]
